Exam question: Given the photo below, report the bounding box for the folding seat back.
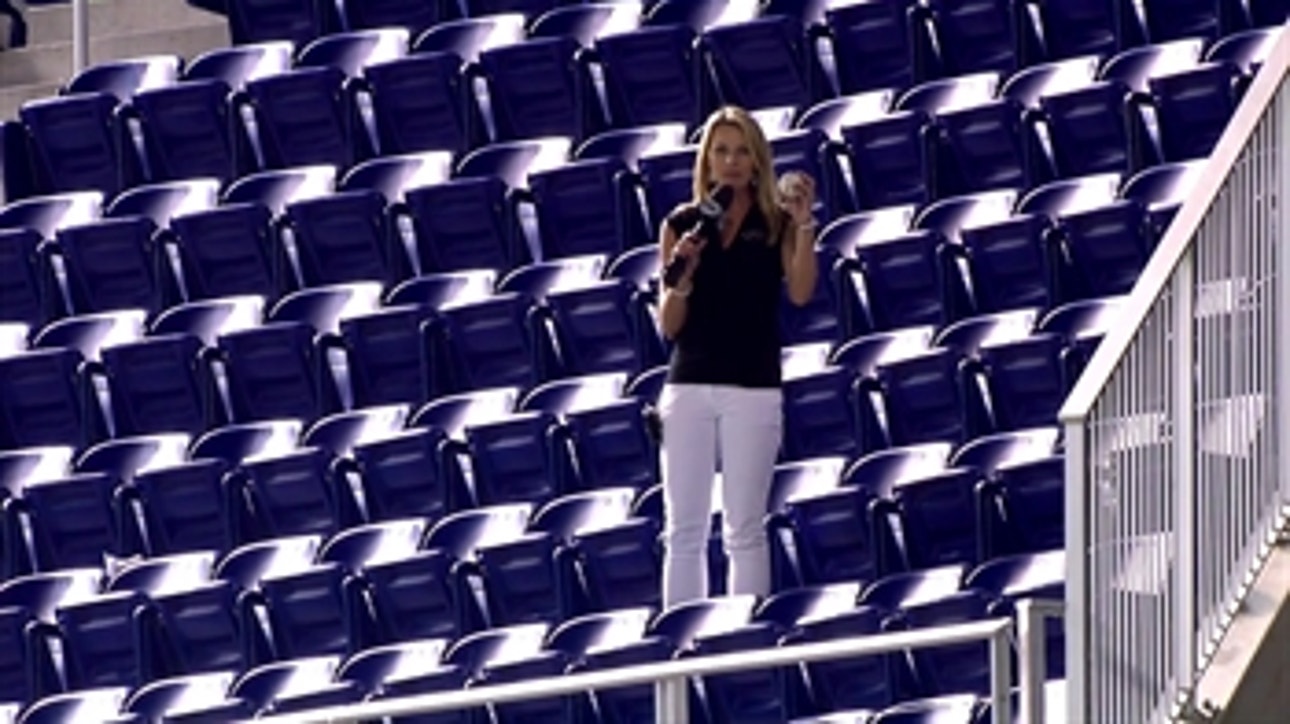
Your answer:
[226,0,337,46]
[466,411,572,507]
[924,0,1024,77]
[841,111,935,210]
[0,228,53,327]
[340,0,448,34]
[872,348,975,447]
[564,397,659,494]
[127,458,235,556]
[412,12,527,61]
[479,36,602,143]
[596,25,705,129]
[0,607,55,705]
[300,405,409,458]
[283,190,398,287]
[701,15,814,111]
[254,564,354,661]
[124,671,251,723]
[1025,0,1118,61]
[217,322,334,424]
[638,145,699,231]
[889,467,984,569]
[958,214,1059,314]
[20,93,138,198]
[66,55,181,103]
[52,216,162,316]
[461,0,560,20]
[0,118,38,205]
[0,348,98,451]
[1000,55,1102,110]
[54,591,152,690]
[976,332,1069,432]
[892,592,996,696]
[296,28,410,78]
[148,584,254,678]
[130,80,247,185]
[432,293,545,393]
[350,428,466,521]
[782,605,898,713]
[545,279,660,378]
[1148,61,1243,163]
[853,230,957,331]
[531,157,649,260]
[978,454,1064,557]
[1038,81,1138,178]
[781,366,860,462]
[1057,199,1154,298]
[100,335,218,438]
[17,471,124,572]
[338,305,437,408]
[184,41,295,89]
[772,128,854,224]
[823,0,920,95]
[1132,0,1223,43]
[228,447,351,544]
[169,203,281,302]
[241,68,367,172]
[107,178,222,228]
[771,483,884,588]
[870,692,979,723]
[0,189,104,240]
[339,151,454,204]
[360,52,476,160]
[936,99,1043,197]
[566,516,662,611]
[1247,0,1290,26]
[359,549,477,645]
[403,177,526,274]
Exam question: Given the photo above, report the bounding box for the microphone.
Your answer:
[663,185,735,289]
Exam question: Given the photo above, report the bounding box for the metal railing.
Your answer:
[1060,23,1290,724]
[251,618,1022,724]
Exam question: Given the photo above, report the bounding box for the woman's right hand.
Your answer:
[670,230,707,288]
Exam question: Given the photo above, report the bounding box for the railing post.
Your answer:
[988,624,1012,724]
[1063,419,1088,724]
[654,678,688,724]
[1175,250,1197,708]
[1017,599,1050,724]
[72,0,89,74]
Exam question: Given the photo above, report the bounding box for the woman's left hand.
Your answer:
[777,171,817,226]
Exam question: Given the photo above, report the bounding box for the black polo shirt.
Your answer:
[665,202,785,389]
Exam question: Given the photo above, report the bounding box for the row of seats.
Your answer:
[0,519,1062,721]
[2,0,1277,206]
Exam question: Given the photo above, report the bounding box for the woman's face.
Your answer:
[706,123,756,191]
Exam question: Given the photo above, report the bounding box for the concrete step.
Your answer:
[0,20,229,118]
[0,79,61,116]
[0,21,229,88]
[26,0,226,47]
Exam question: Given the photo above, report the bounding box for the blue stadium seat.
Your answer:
[18,687,132,724]
[479,36,603,143]
[412,12,527,61]
[923,0,1026,77]
[841,109,935,211]
[864,348,982,448]
[700,15,815,112]
[339,0,449,34]
[280,190,400,288]
[427,292,550,394]
[934,308,1039,358]
[871,693,980,723]
[360,52,479,159]
[65,55,182,102]
[0,228,49,328]
[0,347,101,451]
[530,157,651,260]
[50,216,164,316]
[400,176,528,274]
[167,203,283,302]
[124,670,252,723]
[1147,61,1243,163]
[466,410,574,507]
[225,0,338,46]
[338,151,454,204]
[239,68,369,172]
[846,229,962,332]
[20,92,140,198]
[530,0,644,44]
[1130,0,1223,44]
[95,334,219,438]
[32,309,147,365]
[184,41,295,89]
[821,0,921,95]
[596,24,706,130]
[296,27,410,77]
[8,469,125,572]
[226,446,358,545]
[1022,0,1118,61]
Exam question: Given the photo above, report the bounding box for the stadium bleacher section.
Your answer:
[0,0,1287,721]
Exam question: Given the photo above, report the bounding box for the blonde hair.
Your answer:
[691,106,784,243]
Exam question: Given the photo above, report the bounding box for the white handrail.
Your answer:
[1017,598,1064,724]
[250,618,1015,724]
[1058,21,1290,423]
[72,0,88,74]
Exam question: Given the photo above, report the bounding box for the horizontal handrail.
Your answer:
[250,618,1014,724]
[1059,22,1290,424]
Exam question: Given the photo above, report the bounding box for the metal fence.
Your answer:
[1060,24,1290,724]
[251,618,1030,724]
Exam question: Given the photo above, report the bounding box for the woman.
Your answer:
[655,106,819,607]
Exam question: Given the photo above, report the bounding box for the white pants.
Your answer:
[658,383,783,607]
